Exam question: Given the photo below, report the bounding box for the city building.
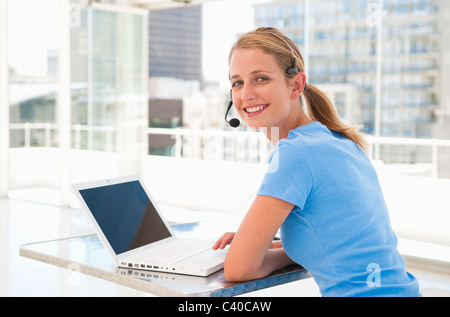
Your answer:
[253,0,450,175]
[147,5,205,155]
[148,5,203,83]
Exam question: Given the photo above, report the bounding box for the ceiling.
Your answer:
[131,0,215,10]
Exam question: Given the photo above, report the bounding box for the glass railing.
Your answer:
[9,123,450,179]
[10,123,115,151]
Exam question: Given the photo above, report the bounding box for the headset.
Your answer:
[225,90,241,128]
[225,32,301,128]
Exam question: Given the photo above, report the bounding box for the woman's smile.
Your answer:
[244,104,269,117]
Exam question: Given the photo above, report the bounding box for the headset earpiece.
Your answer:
[261,32,300,75]
[286,57,300,75]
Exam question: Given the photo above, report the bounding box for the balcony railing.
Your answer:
[146,127,273,163]
[10,123,115,151]
[9,123,450,179]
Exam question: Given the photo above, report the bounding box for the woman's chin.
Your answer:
[244,118,264,130]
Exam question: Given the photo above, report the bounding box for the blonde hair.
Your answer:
[229,27,367,150]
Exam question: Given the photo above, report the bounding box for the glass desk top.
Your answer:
[19,222,310,297]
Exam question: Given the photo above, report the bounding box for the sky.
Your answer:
[7,0,59,76]
[7,0,262,85]
[202,0,261,87]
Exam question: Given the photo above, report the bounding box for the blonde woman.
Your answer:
[214,27,420,297]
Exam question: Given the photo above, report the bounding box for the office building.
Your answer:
[148,5,203,83]
[253,0,449,137]
[147,5,204,155]
[253,0,450,174]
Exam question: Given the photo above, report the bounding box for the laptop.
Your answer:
[72,175,227,277]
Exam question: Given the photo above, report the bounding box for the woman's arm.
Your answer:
[213,233,282,250]
[218,195,296,282]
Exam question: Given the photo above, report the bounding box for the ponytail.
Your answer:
[303,84,367,150]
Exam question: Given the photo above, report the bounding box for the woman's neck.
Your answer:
[264,110,313,146]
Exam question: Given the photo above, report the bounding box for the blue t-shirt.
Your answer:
[257,122,420,297]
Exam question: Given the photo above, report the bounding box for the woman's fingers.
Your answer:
[212,232,235,250]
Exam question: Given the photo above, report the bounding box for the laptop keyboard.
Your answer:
[136,239,212,264]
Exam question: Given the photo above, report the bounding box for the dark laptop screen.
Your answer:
[79,180,172,254]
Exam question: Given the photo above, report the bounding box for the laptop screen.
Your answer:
[79,180,172,255]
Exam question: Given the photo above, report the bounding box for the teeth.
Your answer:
[246,105,266,113]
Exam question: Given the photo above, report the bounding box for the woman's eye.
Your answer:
[256,77,268,83]
[232,81,243,88]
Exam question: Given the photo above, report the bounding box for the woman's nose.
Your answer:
[240,84,257,102]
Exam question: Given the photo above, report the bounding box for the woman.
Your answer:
[213,27,420,297]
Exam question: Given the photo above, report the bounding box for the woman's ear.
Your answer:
[290,72,306,100]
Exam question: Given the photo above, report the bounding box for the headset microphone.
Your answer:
[225,99,240,128]
[225,89,240,128]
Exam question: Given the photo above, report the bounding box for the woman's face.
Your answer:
[229,48,299,131]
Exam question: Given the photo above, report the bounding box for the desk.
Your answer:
[19,222,310,297]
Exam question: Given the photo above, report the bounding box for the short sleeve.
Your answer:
[257,141,313,210]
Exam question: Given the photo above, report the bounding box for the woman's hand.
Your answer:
[220,196,295,282]
[212,232,283,250]
[212,232,235,250]
[270,240,282,249]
